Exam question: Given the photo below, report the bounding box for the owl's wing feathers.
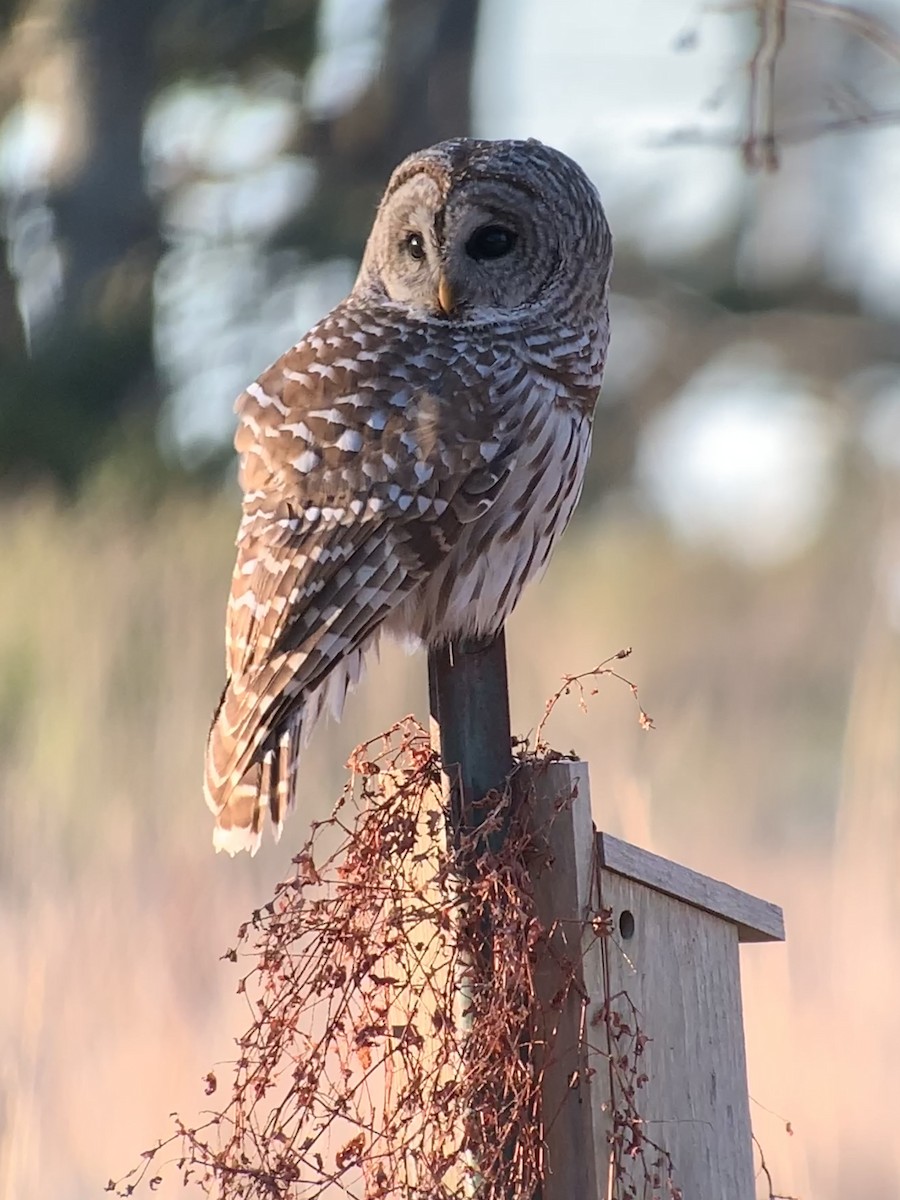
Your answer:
[204,320,517,853]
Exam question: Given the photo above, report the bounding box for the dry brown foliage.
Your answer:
[110,718,553,1198]
[104,660,714,1199]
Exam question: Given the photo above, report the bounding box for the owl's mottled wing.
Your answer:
[204,308,515,853]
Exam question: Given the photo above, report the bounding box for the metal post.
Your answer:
[427,629,517,1194]
[427,629,514,853]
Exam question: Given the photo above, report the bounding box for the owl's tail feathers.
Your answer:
[204,682,303,857]
[203,644,371,855]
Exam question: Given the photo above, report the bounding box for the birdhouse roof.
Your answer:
[596,832,785,944]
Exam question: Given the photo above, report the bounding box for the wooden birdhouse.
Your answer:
[529,761,786,1200]
[427,639,787,1200]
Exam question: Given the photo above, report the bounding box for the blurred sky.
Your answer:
[3,0,900,569]
[478,0,900,569]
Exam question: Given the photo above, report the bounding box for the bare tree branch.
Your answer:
[687,0,900,166]
[745,0,788,170]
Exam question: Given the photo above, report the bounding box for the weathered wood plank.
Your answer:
[589,869,758,1199]
[527,760,601,1200]
[596,831,785,943]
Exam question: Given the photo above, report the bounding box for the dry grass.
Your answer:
[0,477,897,1198]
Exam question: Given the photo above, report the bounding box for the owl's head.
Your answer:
[355,138,612,325]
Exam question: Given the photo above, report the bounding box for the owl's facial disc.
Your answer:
[438,182,546,317]
[362,174,444,315]
[367,170,553,321]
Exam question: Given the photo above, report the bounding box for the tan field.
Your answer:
[0,473,897,1199]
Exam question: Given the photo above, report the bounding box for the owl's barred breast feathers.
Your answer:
[204,137,612,855]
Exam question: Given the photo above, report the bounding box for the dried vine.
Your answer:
[107,657,746,1200]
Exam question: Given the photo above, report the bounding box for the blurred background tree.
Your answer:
[1,2,899,1198]
[1,0,897,517]
[0,0,480,490]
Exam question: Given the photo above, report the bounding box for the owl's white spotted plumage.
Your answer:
[205,137,612,854]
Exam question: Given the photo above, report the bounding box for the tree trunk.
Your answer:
[1,0,163,491]
[289,0,481,262]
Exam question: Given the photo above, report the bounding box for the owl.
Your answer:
[205,137,612,854]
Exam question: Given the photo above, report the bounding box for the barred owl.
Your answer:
[205,137,612,854]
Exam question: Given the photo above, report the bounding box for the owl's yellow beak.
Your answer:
[436,273,456,316]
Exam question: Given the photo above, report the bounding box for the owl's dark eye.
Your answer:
[404,231,427,261]
[465,224,517,262]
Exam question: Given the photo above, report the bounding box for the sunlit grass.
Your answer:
[0,481,897,1198]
